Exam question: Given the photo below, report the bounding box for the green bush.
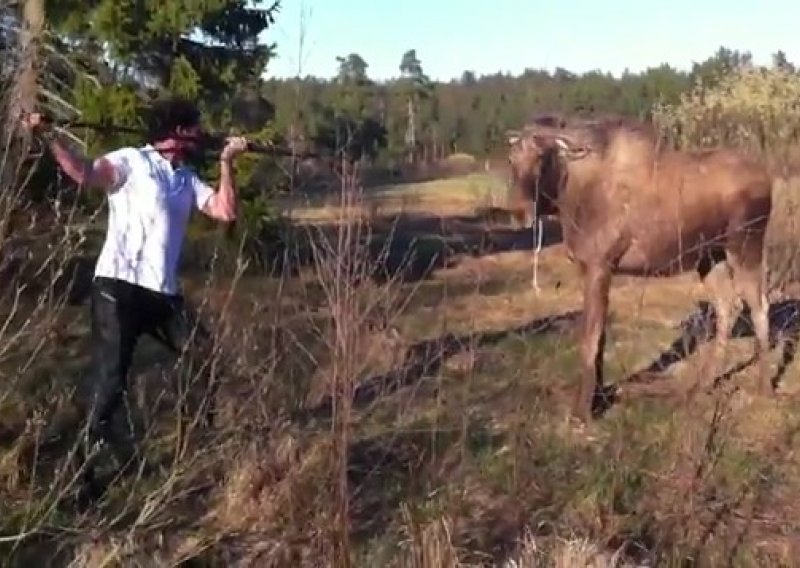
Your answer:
[653,65,800,164]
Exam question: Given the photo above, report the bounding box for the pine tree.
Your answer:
[46,0,281,153]
[398,49,433,163]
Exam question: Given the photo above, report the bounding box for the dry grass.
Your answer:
[255,172,800,565]
[10,4,800,565]
[279,172,509,224]
[6,151,800,565]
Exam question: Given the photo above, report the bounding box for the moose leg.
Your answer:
[575,264,612,422]
[725,209,772,395]
[514,203,534,230]
[525,205,535,229]
[729,254,772,395]
[507,185,532,229]
[699,260,738,387]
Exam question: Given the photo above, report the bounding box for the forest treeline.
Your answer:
[264,45,772,167]
[1,1,797,205]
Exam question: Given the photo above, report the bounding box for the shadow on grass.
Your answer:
[7,208,564,308]
[297,310,581,425]
[347,418,508,543]
[620,298,800,391]
[283,211,563,285]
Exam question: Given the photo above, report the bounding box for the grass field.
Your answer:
[276,172,510,224]
[4,172,800,566]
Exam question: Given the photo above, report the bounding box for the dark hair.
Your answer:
[145,96,201,142]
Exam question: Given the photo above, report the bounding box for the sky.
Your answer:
[264,0,800,82]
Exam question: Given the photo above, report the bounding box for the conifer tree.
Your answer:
[46,0,281,154]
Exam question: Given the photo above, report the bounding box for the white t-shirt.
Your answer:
[93,145,214,296]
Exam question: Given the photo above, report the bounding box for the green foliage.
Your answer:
[654,62,800,159]
[263,49,700,161]
[336,53,370,85]
[48,0,280,145]
[72,77,144,153]
[168,56,202,99]
[36,0,282,208]
[687,46,753,89]
[50,0,278,93]
[291,52,391,164]
[261,45,800,167]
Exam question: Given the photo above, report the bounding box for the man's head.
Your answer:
[146,97,204,163]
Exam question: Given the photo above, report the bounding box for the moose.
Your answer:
[506,115,774,422]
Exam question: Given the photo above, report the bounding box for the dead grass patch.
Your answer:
[6,171,800,565]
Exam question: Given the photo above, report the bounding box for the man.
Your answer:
[22,97,248,493]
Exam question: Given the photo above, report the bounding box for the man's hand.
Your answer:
[19,112,119,190]
[19,111,46,132]
[201,136,246,222]
[20,112,53,142]
[220,136,248,162]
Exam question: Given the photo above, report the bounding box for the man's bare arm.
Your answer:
[200,137,248,223]
[48,135,120,190]
[23,113,120,191]
[201,158,237,222]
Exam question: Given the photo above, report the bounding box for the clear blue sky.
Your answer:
[265,0,800,81]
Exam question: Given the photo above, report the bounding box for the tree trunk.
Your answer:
[1,0,45,256]
[405,96,415,164]
[10,0,44,132]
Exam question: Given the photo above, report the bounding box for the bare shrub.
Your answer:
[297,154,419,566]
[502,528,628,568]
[0,1,112,556]
[0,5,307,563]
[397,507,460,568]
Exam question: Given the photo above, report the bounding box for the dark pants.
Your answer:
[82,276,215,454]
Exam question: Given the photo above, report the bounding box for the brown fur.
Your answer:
[507,117,774,422]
